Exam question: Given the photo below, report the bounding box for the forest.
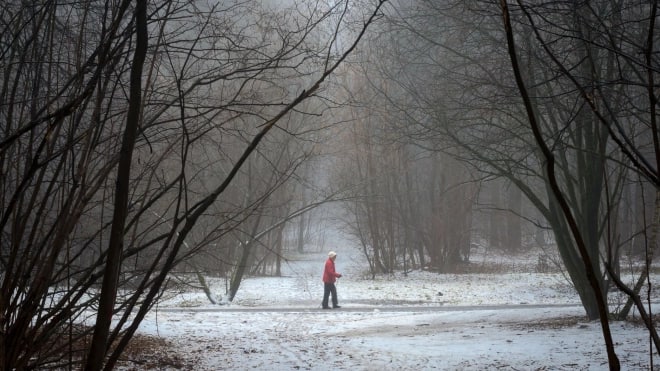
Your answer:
[0,0,658,370]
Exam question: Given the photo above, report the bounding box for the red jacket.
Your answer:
[322,258,341,283]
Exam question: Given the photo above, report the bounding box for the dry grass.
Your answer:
[116,333,194,370]
[26,325,194,370]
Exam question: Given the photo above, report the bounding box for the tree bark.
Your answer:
[85,0,148,369]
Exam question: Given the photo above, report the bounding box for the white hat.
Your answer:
[328,251,337,257]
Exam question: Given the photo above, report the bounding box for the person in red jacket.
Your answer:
[322,251,342,309]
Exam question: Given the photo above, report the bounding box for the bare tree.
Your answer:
[501,1,660,368]
[0,0,388,368]
[351,0,659,328]
[86,0,149,368]
[499,2,620,368]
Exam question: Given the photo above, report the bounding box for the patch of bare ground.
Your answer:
[513,314,659,332]
[513,315,587,330]
[626,312,660,327]
[37,325,193,369]
[116,334,194,370]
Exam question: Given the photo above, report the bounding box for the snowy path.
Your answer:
[139,251,660,370]
[155,302,583,313]
[140,304,656,370]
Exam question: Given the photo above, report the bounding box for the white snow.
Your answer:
[134,248,660,370]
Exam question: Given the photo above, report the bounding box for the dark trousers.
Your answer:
[322,282,338,308]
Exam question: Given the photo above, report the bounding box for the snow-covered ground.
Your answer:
[134,248,660,370]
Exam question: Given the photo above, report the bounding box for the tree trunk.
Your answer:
[297,211,306,253]
[618,189,660,319]
[196,270,218,305]
[275,223,284,276]
[85,1,147,368]
[229,241,252,302]
[549,186,603,320]
[506,183,522,252]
